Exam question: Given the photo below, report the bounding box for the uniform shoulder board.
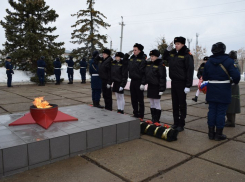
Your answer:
[188,52,192,55]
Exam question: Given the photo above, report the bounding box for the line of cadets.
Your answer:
[90,36,194,133]
[5,36,241,141]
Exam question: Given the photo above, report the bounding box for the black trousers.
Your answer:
[68,72,73,82]
[171,81,187,127]
[130,79,144,118]
[102,79,112,111]
[7,73,12,87]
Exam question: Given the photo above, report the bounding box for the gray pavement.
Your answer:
[0,81,245,182]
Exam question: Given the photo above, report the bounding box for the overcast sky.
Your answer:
[0,0,245,56]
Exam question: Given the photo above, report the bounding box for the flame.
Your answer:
[33,97,52,108]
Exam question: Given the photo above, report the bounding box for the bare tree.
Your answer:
[192,45,207,70]
[237,47,245,73]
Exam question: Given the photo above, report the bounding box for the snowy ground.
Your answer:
[0,65,244,84]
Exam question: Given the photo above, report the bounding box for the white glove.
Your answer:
[184,87,190,94]
[159,92,163,96]
[119,87,124,91]
[167,41,174,51]
[140,85,145,91]
[106,84,111,89]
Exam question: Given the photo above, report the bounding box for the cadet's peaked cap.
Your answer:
[40,56,45,60]
[6,56,11,59]
[133,43,144,51]
[102,49,111,56]
[115,52,124,58]
[149,49,160,57]
[174,36,186,44]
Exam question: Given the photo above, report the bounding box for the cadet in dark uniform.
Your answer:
[95,49,113,111]
[125,43,146,119]
[203,42,240,140]
[192,56,209,102]
[5,56,14,87]
[53,57,61,85]
[163,37,194,132]
[89,50,103,108]
[111,52,128,114]
[37,56,46,86]
[80,57,87,83]
[145,50,166,123]
[66,56,74,84]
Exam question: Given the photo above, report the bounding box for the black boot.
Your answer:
[117,109,121,113]
[150,108,156,122]
[225,113,235,127]
[154,109,162,123]
[208,126,215,140]
[95,101,104,108]
[215,128,227,141]
[192,96,198,102]
[120,110,124,114]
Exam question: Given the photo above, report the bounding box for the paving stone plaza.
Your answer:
[0,81,245,182]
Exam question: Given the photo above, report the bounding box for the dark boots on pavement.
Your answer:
[192,96,198,102]
[215,128,227,141]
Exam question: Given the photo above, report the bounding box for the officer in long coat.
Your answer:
[203,42,240,141]
[53,57,61,85]
[5,56,14,87]
[225,50,241,127]
[80,57,87,83]
[66,56,74,84]
[37,56,46,86]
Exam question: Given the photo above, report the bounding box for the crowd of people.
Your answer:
[4,36,241,141]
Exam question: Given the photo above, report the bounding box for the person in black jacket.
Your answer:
[125,43,146,119]
[66,56,74,84]
[145,50,166,123]
[163,36,194,132]
[80,57,87,83]
[53,57,62,85]
[111,52,128,114]
[95,49,113,111]
[192,56,209,102]
[5,56,14,87]
[37,56,46,86]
